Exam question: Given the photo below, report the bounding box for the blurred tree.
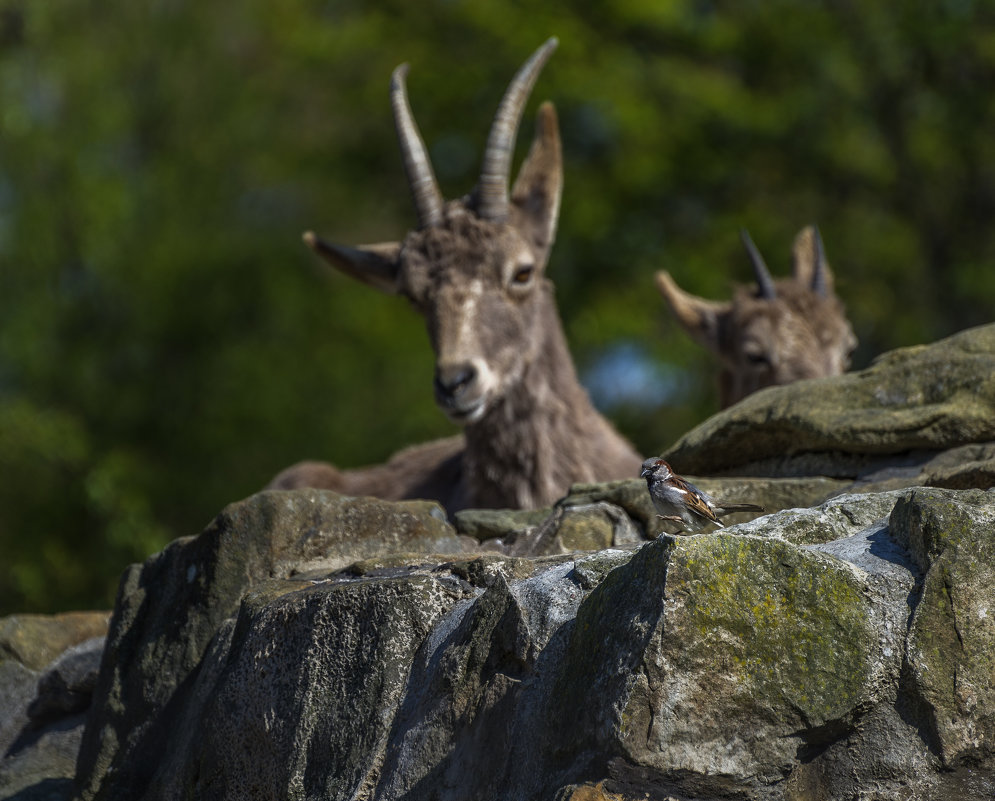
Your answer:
[1,0,993,611]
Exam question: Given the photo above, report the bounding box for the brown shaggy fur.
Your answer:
[655,226,857,408]
[269,54,641,513]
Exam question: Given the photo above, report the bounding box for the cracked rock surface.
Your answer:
[68,486,995,800]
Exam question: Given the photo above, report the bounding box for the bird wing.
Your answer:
[672,477,722,525]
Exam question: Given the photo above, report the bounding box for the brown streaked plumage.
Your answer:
[640,457,765,533]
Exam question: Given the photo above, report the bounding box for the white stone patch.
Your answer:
[421,592,481,659]
[508,561,584,650]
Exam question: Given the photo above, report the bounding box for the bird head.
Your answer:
[640,457,673,480]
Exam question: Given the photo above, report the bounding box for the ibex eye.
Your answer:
[512,264,535,285]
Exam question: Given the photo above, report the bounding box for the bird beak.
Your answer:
[640,467,650,478]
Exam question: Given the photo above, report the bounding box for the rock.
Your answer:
[0,612,109,801]
[147,569,477,799]
[26,637,104,729]
[553,781,659,801]
[663,323,995,485]
[465,476,850,554]
[0,613,109,674]
[455,507,550,542]
[72,486,995,799]
[549,514,915,796]
[74,489,478,801]
[690,475,851,517]
[921,442,995,490]
[731,489,909,545]
[560,475,849,538]
[892,488,995,768]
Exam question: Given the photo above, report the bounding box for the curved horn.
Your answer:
[477,37,558,222]
[811,225,829,296]
[740,228,777,300]
[391,64,444,229]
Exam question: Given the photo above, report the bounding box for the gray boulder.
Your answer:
[457,475,848,552]
[73,489,477,801]
[74,486,995,800]
[663,323,995,488]
[893,489,995,768]
[0,612,109,801]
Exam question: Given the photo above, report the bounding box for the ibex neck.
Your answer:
[463,289,639,509]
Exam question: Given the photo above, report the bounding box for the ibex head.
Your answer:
[655,226,858,407]
[305,39,562,424]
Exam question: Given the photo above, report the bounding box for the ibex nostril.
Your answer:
[434,365,478,399]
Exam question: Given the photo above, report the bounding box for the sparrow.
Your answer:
[640,457,765,533]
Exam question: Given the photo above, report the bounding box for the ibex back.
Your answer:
[269,39,642,512]
[655,226,857,408]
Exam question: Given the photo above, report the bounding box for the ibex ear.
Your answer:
[510,102,562,268]
[655,270,729,354]
[791,225,834,296]
[303,231,403,294]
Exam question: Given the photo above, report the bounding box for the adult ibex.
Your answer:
[655,226,857,408]
[269,38,642,512]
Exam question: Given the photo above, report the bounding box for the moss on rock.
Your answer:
[664,324,995,479]
[665,535,873,727]
[552,532,881,785]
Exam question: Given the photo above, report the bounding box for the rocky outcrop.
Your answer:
[73,485,995,800]
[13,325,995,800]
[0,611,109,800]
[663,323,995,490]
[72,490,476,800]
[456,474,846,550]
[894,490,995,769]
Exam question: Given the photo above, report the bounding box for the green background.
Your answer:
[3,0,994,612]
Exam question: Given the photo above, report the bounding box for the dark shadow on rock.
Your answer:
[867,522,918,572]
[4,712,88,761]
[4,777,74,801]
[893,635,945,766]
[372,558,625,801]
[807,519,917,584]
[374,574,541,799]
[606,759,752,801]
[541,540,676,792]
[75,587,225,801]
[794,718,855,762]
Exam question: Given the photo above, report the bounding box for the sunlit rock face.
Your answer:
[10,327,995,801]
[70,486,995,801]
[664,322,995,489]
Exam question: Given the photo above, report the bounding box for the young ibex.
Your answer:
[268,38,642,512]
[655,226,857,407]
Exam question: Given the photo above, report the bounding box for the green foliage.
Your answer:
[2,0,994,611]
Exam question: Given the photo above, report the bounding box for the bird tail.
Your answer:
[717,503,765,514]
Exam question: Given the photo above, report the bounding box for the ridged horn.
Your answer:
[391,63,444,229]
[811,225,828,296]
[740,228,777,300]
[477,37,558,222]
